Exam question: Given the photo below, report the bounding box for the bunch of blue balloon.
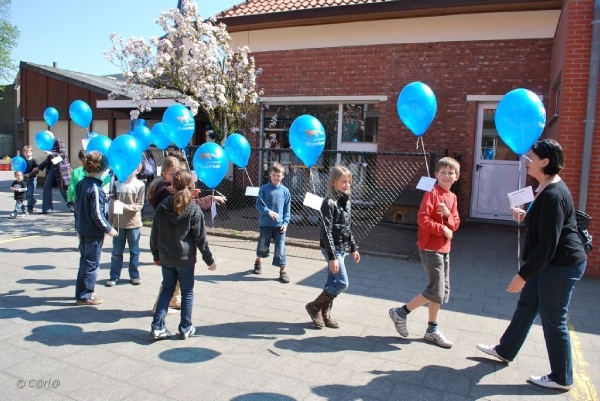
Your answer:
[288,115,326,168]
[11,156,27,173]
[193,142,229,189]
[162,103,195,149]
[108,135,143,181]
[495,88,546,156]
[397,81,437,137]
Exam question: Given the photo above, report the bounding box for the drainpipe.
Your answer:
[578,0,600,212]
[258,105,265,186]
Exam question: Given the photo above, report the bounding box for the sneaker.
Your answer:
[9,213,16,219]
[67,202,75,213]
[150,328,171,340]
[22,211,29,216]
[529,375,571,391]
[180,326,195,340]
[253,261,262,274]
[131,277,142,285]
[41,209,53,214]
[27,208,33,214]
[279,271,290,283]
[388,308,409,337]
[477,343,509,364]
[76,296,103,306]
[424,330,453,348]
[167,307,179,315]
[105,280,117,287]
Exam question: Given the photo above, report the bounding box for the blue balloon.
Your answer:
[35,131,54,151]
[86,135,112,156]
[193,142,229,189]
[397,82,437,137]
[135,118,147,127]
[150,123,172,150]
[69,100,93,129]
[131,125,152,151]
[11,156,27,173]
[88,132,99,139]
[495,88,546,156]
[162,104,195,148]
[108,135,143,182]
[224,133,251,168]
[289,115,326,168]
[43,107,59,127]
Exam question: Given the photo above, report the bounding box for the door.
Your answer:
[470,103,526,221]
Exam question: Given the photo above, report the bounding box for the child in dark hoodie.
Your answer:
[150,170,217,340]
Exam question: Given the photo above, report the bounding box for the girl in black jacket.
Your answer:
[150,170,216,340]
[306,166,360,328]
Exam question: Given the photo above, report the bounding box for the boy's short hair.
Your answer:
[78,149,86,161]
[82,151,108,174]
[435,157,460,175]
[269,162,285,175]
[14,170,23,178]
[23,145,32,152]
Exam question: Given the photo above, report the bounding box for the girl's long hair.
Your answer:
[326,166,352,198]
[172,170,195,215]
[146,156,180,199]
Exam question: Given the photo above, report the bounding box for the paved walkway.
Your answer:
[0,171,598,400]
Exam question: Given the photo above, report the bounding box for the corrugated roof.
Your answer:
[218,0,379,18]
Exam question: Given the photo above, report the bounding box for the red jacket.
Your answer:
[417,184,460,253]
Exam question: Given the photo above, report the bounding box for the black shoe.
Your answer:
[253,261,262,274]
[279,271,290,283]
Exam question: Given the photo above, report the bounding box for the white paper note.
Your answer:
[416,176,437,192]
[156,166,162,176]
[211,201,217,220]
[507,186,535,208]
[245,186,260,196]
[81,138,90,150]
[51,155,63,165]
[303,192,323,211]
[113,200,124,214]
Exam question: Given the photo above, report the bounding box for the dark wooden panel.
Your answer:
[47,77,69,117]
[68,85,89,105]
[24,70,48,117]
[90,92,112,119]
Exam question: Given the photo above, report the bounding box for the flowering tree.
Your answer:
[104,0,261,143]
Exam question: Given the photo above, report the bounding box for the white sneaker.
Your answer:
[529,375,571,391]
[388,308,409,337]
[477,343,509,364]
[424,330,453,348]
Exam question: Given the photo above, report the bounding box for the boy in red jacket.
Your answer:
[389,157,460,348]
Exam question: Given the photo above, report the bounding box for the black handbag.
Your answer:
[575,210,593,254]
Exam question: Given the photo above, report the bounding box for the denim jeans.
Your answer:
[109,227,141,280]
[26,178,36,210]
[42,168,67,212]
[321,248,349,296]
[152,264,195,334]
[76,235,104,300]
[256,226,286,267]
[13,200,26,214]
[495,260,586,386]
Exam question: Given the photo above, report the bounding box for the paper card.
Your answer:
[113,200,124,214]
[211,201,217,220]
[303,192,323,211]
[245,186,260,196]
[156,166,162,176]
[507,186,535,208]
[81,138,90,150]
[51,155,63,164]
[416,176,437,192]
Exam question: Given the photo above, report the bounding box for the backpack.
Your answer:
[575,210,593,254]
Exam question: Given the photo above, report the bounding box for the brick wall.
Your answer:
[252,38,552,224]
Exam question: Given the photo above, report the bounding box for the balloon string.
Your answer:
[517,156,523,272]
[420,136,431,177]
[309,168,317,194]
[244,168,268,209]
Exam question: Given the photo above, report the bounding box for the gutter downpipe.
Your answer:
[579,0,600,212]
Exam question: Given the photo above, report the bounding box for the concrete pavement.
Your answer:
[0,171,598,400]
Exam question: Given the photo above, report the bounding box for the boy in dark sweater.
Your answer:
[10,171,28,218]
[254,162,291,283]
[22,145,39,213]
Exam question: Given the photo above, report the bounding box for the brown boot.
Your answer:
[321,294,339,328]
[306,290,329,328]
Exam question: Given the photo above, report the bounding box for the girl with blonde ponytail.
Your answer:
[149,170,216,340]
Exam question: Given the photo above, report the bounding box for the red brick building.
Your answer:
[217,0,600,276]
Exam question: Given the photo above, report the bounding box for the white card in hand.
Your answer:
[156,166,162,176]
[51,155,63,164]
[113,200,124,214]
[416,176,437,192]
[211,201,217,220]
[245,186,260,196]
[507,186,534,208]
[303,192,323,210]
[81,138,90,150]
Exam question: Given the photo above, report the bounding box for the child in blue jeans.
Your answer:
[306,166,360,328]
[254,162,291,283]
[22,146,38,213]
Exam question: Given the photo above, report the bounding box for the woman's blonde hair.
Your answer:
[326,166,352,198]
[172,170,195,215]
[146,156,181,199]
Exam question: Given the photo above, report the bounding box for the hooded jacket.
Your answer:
[320,192,357,260]
[148,180,215,211]
[150,196,213,268]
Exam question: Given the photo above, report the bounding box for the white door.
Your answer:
[470,103,526,221]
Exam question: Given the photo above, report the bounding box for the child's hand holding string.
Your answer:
[437,202,449,218]
[268,210,279,220]
[329,259,339,274]
[208,262,217,271]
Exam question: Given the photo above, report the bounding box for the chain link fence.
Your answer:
[156,147,457,262]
